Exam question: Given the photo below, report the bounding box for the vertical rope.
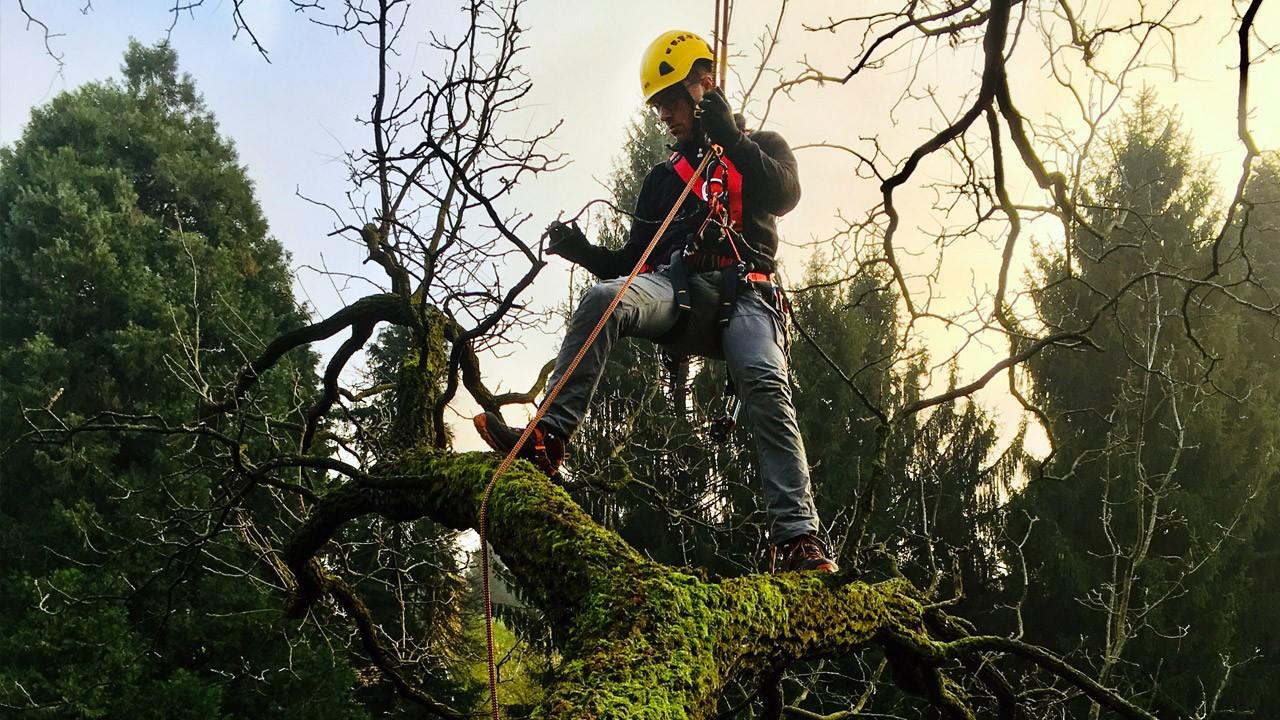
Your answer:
[717,0,732,90]
[716,0,727,83]
[477,150,716,720]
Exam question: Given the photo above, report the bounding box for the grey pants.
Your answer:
[541,267,820,542]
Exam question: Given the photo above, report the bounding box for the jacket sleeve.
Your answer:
[725,130,801,216]
[568,168,662,280]
[565,243,630,281]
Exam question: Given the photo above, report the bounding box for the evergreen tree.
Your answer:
[1227,154,1280,708]
[0,41,368,718]
[789,262,904,551]
[781,264,1027,714]
[1012,97,1280,717]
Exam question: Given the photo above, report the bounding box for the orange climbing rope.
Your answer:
[476,149,718,720]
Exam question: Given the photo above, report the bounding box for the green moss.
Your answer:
[529,571,940,719]
[389,305,451,445]
[333,447,948,718]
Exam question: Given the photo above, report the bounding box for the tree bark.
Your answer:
[284,449,967,719]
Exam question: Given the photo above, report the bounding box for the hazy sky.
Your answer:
[3,1,1276,453]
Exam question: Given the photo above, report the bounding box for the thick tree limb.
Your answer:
[207,293,414,413]
[281,448,1148,719]
[300,319,376,452]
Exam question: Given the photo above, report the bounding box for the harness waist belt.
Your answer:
[682,251,734,272]
[639,255,772,282]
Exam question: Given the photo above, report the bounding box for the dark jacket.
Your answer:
[570,130,801,278]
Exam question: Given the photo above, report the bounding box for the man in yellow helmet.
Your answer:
[474,30,836,573]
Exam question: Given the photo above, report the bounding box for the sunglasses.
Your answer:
[648,79,698,114]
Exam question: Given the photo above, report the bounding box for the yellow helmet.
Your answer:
[639,30,714,101]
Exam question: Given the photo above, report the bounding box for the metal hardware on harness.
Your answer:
[707,392,741,443]
[700,144,733,235]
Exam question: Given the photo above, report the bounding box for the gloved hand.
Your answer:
[697,87,743,150]
[545,219,591,260]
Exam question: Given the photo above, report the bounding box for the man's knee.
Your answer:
[576,282,620,320]
[733,359,791,398]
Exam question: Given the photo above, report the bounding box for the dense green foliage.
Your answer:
[0,42,367,718]
[1012,97,1280,717]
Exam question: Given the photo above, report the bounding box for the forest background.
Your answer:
[2,1,1278,719]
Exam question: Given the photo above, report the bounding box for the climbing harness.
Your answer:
[651,142,747,342]
[477,151,714,720]
[664,139,797,446]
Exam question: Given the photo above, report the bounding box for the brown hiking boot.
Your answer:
[472,412,566,478]
[770,534,839,573]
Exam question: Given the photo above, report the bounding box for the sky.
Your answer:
[3,0,1277,456]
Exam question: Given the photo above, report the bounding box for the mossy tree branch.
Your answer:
[207,293,416,414]
[282,448,1156,719]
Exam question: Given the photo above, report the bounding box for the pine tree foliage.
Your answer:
[0,42,368,718]
[1012,97,1280,717]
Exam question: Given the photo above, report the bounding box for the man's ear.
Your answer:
[699,70,716,93]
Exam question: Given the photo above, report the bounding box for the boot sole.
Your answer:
[775,561,840,573]
[472,413,510,455]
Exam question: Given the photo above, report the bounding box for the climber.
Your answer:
[473,30,837,573]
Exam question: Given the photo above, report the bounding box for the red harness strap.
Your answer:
[639,149,758,282]
[638,149,745,276]
[669,149,744,230]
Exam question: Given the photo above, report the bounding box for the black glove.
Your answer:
[697,87,743,150]
[545,219,590,260]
